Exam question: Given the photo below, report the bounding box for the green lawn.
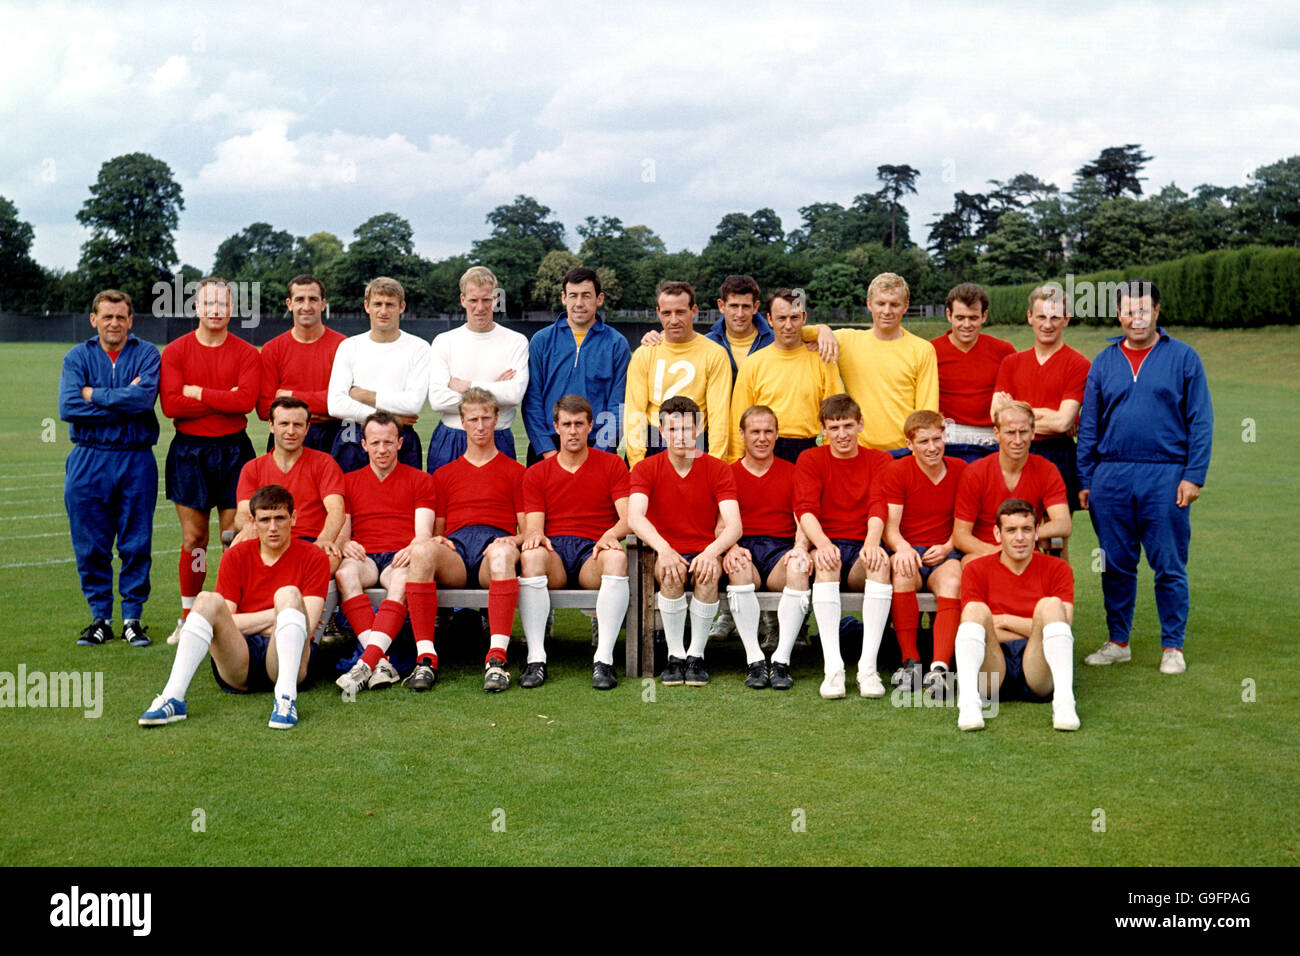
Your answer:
[1,327,1296,865]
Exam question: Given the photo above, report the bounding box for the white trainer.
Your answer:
[819,669,846,699]
[368,657,401,690]
[856,670,886,698]
[1159,648,1186,674]
[958,705,985,732]
[336,660,372,696]
[166,618,184,645]
[1084,641,1131,665]
[1052,698,1080,731]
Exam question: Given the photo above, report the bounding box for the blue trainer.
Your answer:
[139,695,186,726]
[268,695,298,730]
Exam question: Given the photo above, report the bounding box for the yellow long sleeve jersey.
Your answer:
[624,334,733,466]
[727,345,843,461]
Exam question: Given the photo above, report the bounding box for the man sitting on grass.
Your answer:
[139,484,328,730]
[955,498,1079,733]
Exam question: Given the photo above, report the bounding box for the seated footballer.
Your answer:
[139,484,329,730]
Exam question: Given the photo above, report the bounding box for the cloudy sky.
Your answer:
[3,0,1297,272]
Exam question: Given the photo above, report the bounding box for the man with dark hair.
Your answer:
[703,274,772,381]
[59,289,161,647]
[955,498,1079,733]
[624,281,731,466]
[160,277,261,645]
[257,274,346,455]
[794,394,894,699]
[1077,279,1212,675]
[522,266,630,464]
[518,393,631,689]
[139,484,329,730]
[628,395,742,686]
[930,283,1015,462]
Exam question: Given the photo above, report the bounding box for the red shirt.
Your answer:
[160,331,261,436]
[216,538,330,614]
[880,455,966,547]
[793,445,890,541]
[954,453,1067,545]
[731,457,797,538]
[236,449,345,541]
[961,551,1073,618]
[994,345,1091,439]
[630,453,737,555]
[523,449,629,540]
[344,463,437,553]
[930,333,1015,426]
[434,453,526,537]
[1121,341,1155,377]
[257,326,347,420]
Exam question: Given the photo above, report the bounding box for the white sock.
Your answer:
[1042,621,1075,706]
[687,598,718,658]
[774,588,809,665]
[366,628,393,654]
[518,576,550,663]
[859,580,892,674]
[273,608,307,700]
[658,593,689,658]
[595,575,629,666]
[161,613,213,702]
[489,634,510,654]
[955,620,986,715]
[812,581,843,675]
[727,584,763,664]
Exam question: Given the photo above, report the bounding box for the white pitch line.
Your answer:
[0,557,75,569]
[0,531,71,541]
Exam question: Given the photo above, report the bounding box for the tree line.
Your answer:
[2,147,1297,317]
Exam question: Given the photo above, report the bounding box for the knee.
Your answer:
[961,601,990,624]
[601,549,628,576]
[1034,596,1067,622]
[520,549,546,577]
[193,591,224,618]
[486,542,518,577]
[274,585,304,610]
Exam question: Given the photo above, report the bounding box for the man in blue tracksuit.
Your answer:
[1076,279,1213,675]
[522,267,631,464]
[58,289,161,647]
[704,274,773,382]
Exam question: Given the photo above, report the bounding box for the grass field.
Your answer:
[1,325,1297,866]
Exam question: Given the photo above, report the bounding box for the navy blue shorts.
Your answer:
[211,633,320,694]
[1031,435,1079,513]
[998,637,1052,703]
[738,534,795,582]
[332,424,422,473]
[944,443,997,464]
[774,436,818,464]
[166,431,256,512]
[450,524,513,582]
[830,538,865,588]
[885,544,962,585]
[550,534,597,584]
[677,550,728,590]
[427,422,516,474]
[368,550,400,577]
[264,420,342,454]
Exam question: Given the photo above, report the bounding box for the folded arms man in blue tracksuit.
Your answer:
[58,289,161,647]
[1076,279,1213,675]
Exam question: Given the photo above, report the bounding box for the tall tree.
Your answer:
[876,163,920,251]
[75,152,184,300]
[1075,144,1153,200]
[0,195,45,310]
[485,195,567,252]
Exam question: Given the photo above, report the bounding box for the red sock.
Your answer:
[486,578,518,660]
[407,581,439,666]
[178,548,206,603]
[361,599,407,667]
[933,597,960,667]
[341,594,376,635]
[892,591,920,660]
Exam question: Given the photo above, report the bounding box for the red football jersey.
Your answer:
[630,453,738,554]
[344,463,437,553]
[257,327,346,420]
[931,333,1015,426]
[793,445,890,541]
[994,345,1091,438]
[434,452,526,537]
[159,332,260,436]
[237,449,345,541]
[961,551,1073,618]
[523,449,629,540]
[216,538,330,614]
[731,457,797,538]
[954,454,1067,545]
[880,455,966,547]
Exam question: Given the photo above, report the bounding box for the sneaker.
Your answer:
[1052,697,1080,731]
[405,662,437,692]
[166,618,183,645]
[268,694,298,730]
[744,660,770,690]
[77,619,114,646]
[336,660,372,696]
[758,610,779,652]
[1159,648,1186,675]
[856,670,886,698]
[139,695,186,726]
[320,614,352,649]
[922,665,953,702]
[769,661,794,691]
[709,609,737,640]
[590,616,600,647]
[368,657,401,690]
[592,660,618,691]
[483,658,510,693]
[820,669,846,699]
[891,658,923,692]
[121,620,151,647]
[520,661,547,689]
[1084,641,1131,666]
[661,655,687,685]
[684,655,710,686]
[958,704,985,732]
